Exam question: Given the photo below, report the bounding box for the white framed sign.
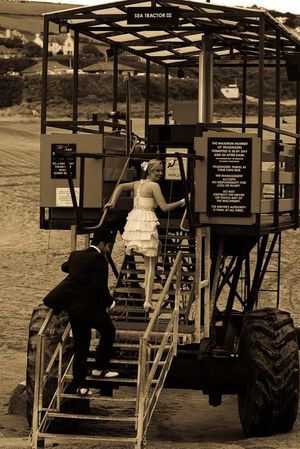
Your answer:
[56,187,80,207]
[165,147,188,180]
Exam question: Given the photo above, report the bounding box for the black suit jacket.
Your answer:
[43,247,113,315]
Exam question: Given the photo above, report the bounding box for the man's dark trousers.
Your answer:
[69,310,116,389]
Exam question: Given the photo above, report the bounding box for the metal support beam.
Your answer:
[257,16,265,139]
[164,66,169,125]
[41,18,49,134]
[198,34,213,123]
[242,55,247,132]
[72,29,79,132]
[113,46,118,113]
[145,59,150,139]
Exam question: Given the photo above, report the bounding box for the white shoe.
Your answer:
[92,369,119,378]
[143,301,154,312]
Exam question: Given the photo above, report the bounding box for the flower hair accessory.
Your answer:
[141,161,149,172]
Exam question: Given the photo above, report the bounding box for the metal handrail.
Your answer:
[83,135,137,231]
[61,149,204,232]
[136,251,182,446]
[31,313,73,447]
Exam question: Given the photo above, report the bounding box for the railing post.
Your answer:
[57,343,63,411]
[31,334,45,449]
[194,228,201,342]
[174,254,182,355]
[135,337,148,449]
[204,227,211,338]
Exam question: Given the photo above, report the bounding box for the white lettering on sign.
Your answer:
[134,12,172,19]
[56,187,79,207]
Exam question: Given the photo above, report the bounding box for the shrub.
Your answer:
[0,75,24,107]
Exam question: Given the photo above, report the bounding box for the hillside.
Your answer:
[0,0,299,37]
[0,0,79,35]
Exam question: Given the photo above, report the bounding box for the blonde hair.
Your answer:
[146,159,163,173]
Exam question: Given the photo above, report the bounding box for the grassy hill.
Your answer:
[0,1,79,35]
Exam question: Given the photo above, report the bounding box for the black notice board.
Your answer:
[207,137,252,216]
[51,143,76,179]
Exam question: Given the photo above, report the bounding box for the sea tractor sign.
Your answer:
[127,7,179,26]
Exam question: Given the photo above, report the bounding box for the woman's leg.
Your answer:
[143,255,157,311]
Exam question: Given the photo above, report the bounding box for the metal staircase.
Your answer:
[30,229,210,449]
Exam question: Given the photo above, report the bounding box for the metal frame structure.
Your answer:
[31,1,300,447]
[40,0,300,233]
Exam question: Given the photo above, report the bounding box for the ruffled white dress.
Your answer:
[122,180,160,257]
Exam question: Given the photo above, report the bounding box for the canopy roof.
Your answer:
[44,0,300,67]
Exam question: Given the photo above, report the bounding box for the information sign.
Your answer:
[127,7,179,26]
[165,148,188,180]
[207,137,252,216]
[51,143,76,179]
[56,187,79,207]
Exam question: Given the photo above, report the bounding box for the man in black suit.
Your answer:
[43,230,118,396]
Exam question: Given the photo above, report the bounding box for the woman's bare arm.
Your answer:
[151,183,185,212]
[105,182,135,208]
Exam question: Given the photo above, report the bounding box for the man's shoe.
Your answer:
[76,387,92,396]
[92,369,119,378]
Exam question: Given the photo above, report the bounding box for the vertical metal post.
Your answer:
[203,227,211,338]
[79,156,85,215]
[174,253,182,355]
[295,79,300,228]
[198,34,213,123]
[72,29,79,131]
[57,344,63,411]
[164,66,169,124]
[71,224,77,251]
[126,75,132,156]
[276,232,281,308]
[274,29,281,229]
[258,16,265,139]
[194,228,202,341]
[242,55,247,132]
[136,337,147,449]
[113,46,118,113]
[31,335,43,449]
[41,18,49,134]
[145,59,150,139]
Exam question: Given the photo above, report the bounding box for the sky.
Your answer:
[28,0,300,14]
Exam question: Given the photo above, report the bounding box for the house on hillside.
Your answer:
[0,28,27,43]
[82,61,138,75]
[34,32,74,56]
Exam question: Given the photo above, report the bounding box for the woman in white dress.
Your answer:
[105,159,185,311]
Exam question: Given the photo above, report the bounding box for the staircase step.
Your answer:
[47,412,136,422]
[87,357,138,365]
[113,343,171,349]
[120,268,195,277]
[61,393,136,402]
[158,233,192,240]
[65,374,139,384]
[39,433,136,443]
[115,287,186,295]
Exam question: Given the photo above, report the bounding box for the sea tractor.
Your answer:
[27,1,300,448]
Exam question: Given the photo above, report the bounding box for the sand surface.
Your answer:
[1,116,300,448]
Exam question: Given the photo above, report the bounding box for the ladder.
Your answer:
[30,228,210,449]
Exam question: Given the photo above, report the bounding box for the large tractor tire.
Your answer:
[26,304,73,426]
[238,308,299,437]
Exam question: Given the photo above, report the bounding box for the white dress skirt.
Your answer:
[122,181,160,257]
